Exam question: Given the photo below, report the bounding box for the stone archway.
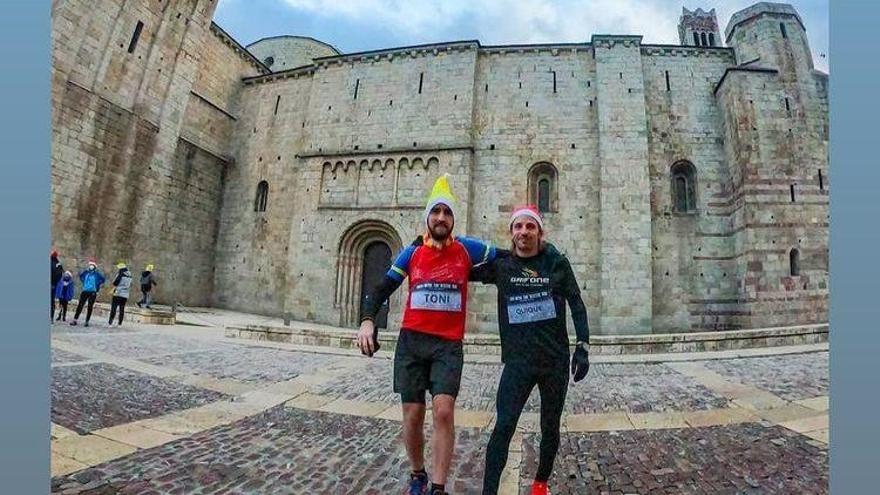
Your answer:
[335,220,403,327]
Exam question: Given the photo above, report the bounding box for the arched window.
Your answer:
[254,180,269,212]
[528,162,558,213]
[790,249,800,276]
[670,161,697,213]
[693,32,700,46]
[700,32,708,47]
[708,33,716,47]
[263,56,275,68]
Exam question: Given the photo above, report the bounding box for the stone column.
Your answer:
[593,35,652,334]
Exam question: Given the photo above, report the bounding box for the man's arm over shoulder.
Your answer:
[457,236,498,267]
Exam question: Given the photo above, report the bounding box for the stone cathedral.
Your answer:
[51,1,828,335]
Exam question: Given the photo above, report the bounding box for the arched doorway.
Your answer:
[360,241,392,328]
[335,220,403,327]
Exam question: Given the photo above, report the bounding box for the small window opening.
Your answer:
[665,71,670,91]
[701,32,708,46]
[418,72,423,94]
[780,22,788,39]
[552,70,557,93]
[790,184,796,202]
[128,21,144,54]
[709,33,716,46]
[254,181,269,212]
[693,32,700,46]
[354,79,359,100]
[790,249,800,276]
[274,95,281,115]
[818,169,824,190]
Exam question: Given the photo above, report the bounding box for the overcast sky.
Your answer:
[214,0,828,73]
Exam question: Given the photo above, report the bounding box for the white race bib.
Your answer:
[411,282,463,312]
[507,291,557,324]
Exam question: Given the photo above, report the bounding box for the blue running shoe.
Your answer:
[406,471,429,495]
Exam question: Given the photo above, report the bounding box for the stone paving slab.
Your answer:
[52,363,228,434]
[51,435,137,470]
[51,406,490,494]
[523,423,828,494]
[796,396,829,412]
[51,451,89,478]
[91,423,182,450]
[702,352,829,401]
[682,407,759,428]
[52,348,90,365]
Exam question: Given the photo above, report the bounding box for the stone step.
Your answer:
[225,322,828,355]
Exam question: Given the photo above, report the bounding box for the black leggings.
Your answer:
[50,287,55,318]
[56,300,68,321]
[109,296,127,324]
[483,361,569,494]
[73,291,97,323]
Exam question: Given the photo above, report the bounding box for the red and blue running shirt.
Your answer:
[380,236,495,341]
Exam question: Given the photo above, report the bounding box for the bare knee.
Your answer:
[432,397,456,426]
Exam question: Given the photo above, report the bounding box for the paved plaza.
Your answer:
[50,314,828,494]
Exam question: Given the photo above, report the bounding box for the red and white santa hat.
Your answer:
[509,204,544,231]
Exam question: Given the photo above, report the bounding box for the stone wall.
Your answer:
[51,0,262,305]
[53,1,829,333]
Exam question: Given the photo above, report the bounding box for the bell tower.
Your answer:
[679,7,722,47]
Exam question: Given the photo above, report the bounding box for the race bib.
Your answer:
[507,291,556,324]
[411,282,462,312]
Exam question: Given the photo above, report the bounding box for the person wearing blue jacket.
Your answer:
[54,271,75,322]
[70,259,105,327]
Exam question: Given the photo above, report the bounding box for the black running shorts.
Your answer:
[393,328,464,403]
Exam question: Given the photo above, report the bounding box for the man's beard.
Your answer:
[429,222,452,241]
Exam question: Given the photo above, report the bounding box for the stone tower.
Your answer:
[679,7,722,47]
[715,2,829,328]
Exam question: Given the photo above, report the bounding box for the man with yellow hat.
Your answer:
[358,174,496,495]
[137,264,157,309]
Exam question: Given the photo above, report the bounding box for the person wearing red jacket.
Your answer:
[358,174,496,495]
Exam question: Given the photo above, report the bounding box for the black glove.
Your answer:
[571,345,590,382]
[411,235,423,247]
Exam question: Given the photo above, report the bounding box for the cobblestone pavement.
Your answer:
[50,323,828,493]
[53,332,233,359]
[51,407,489,495]
[315,361,728,414]
[702,353,828,401]
[52,363,228,434]
[144,346,363,384]
[525,423,827,494]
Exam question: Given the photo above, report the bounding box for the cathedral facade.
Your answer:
[51,1,828,335]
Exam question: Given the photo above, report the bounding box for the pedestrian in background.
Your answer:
[70,259,105,327]
[137,264,157,309]
[50,250,63,321]
[54,271,74,322]
[108,262,133,327]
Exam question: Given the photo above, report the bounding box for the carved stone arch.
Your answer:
[359,159,370,170]
[335,219,404,327]
[412,157,426,170]
[372,159,383,170]
[527,161,558,213]
[427,157,440,168]
[398,157,409,169]
[385,158,396,170]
